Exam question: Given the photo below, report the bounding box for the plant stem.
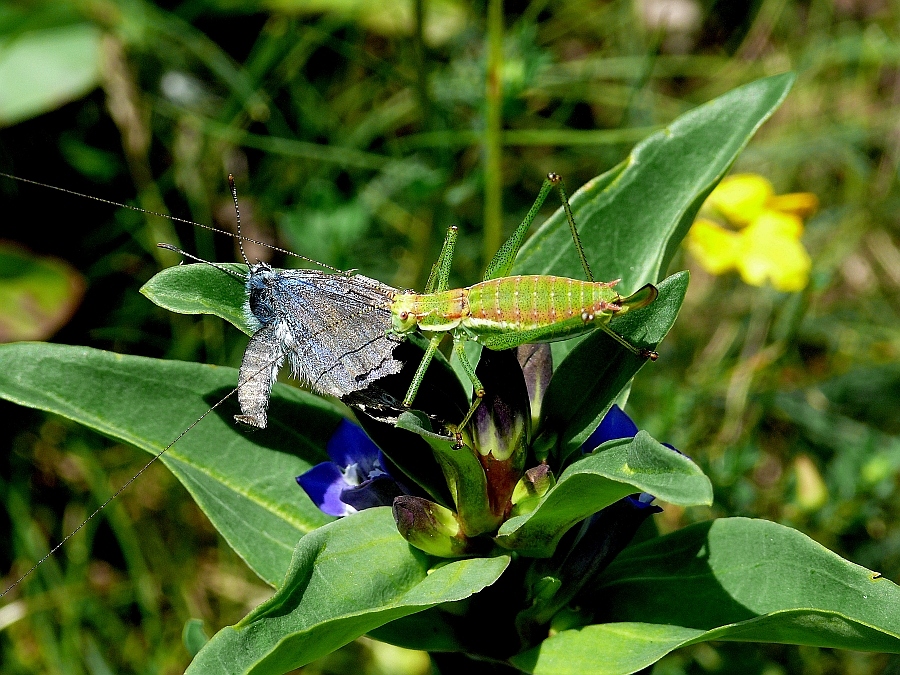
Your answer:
[483,0,504,265]
[413,0,430,128]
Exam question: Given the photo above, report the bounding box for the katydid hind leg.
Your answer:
[604,283,659,360]
[551,175,593,282]
[481,172,593,282]
[482,176,555,281]
[598,322,658,360]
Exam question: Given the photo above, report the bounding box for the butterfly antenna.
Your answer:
[0,172,344,273]
[227,174,251,267]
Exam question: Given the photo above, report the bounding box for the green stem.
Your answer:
[413,0,430,127]
[483,0,504,265]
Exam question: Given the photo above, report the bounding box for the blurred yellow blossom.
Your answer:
[686,174,818,292]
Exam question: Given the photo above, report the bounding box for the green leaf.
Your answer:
[140,263,252,334]
[0,24,101,126]
[187,507,510,674]
[495,431,711,557]
[600,517,900,636]
[538,271,689,460]
[512,73,794,364]
[367,608,464,652]
[0,342,341,586]
[183,619,210,658]
[511,623,704,675]
[511,518,900,674]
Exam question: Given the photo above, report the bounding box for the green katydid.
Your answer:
[382,173,658,436]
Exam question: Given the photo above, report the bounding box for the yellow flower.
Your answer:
[686,174,817,292]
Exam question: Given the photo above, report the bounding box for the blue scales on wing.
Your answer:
[235,264,403,428]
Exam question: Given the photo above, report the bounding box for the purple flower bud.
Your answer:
[469,349,531,520]
[392,495,470,558]
[472,349,530,462]
[516,344,553,429]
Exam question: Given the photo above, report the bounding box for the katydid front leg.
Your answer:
[447,334,485,443]
[399,225,490,445]
[400,225,469,414]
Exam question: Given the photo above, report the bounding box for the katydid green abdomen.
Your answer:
[391,275,657,350]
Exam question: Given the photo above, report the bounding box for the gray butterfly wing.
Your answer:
[270,270,404,398]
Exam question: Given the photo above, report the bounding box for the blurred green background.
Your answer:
[1,0,899,673]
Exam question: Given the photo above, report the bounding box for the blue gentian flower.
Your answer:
[297,419,407,517]
[582,405,681,510]
[583,404,639,450]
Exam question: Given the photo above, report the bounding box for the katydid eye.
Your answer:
[399,311,409,320]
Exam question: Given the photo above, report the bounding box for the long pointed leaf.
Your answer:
[511,518,900,674]
[0,342,340,586]
[187,507,510,674]
[512,73,795,365]
[512,73,795,288]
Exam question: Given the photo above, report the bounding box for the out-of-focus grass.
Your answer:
[1,0,899,673]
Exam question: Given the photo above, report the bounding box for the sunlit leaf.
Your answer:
[0,243,84,341]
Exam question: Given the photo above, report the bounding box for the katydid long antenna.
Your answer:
[0,171,343,273]
[0,373,260,599]
[0,170,353,599]
[157,243,247,280]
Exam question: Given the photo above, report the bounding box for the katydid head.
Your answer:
[390,293,420,333]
